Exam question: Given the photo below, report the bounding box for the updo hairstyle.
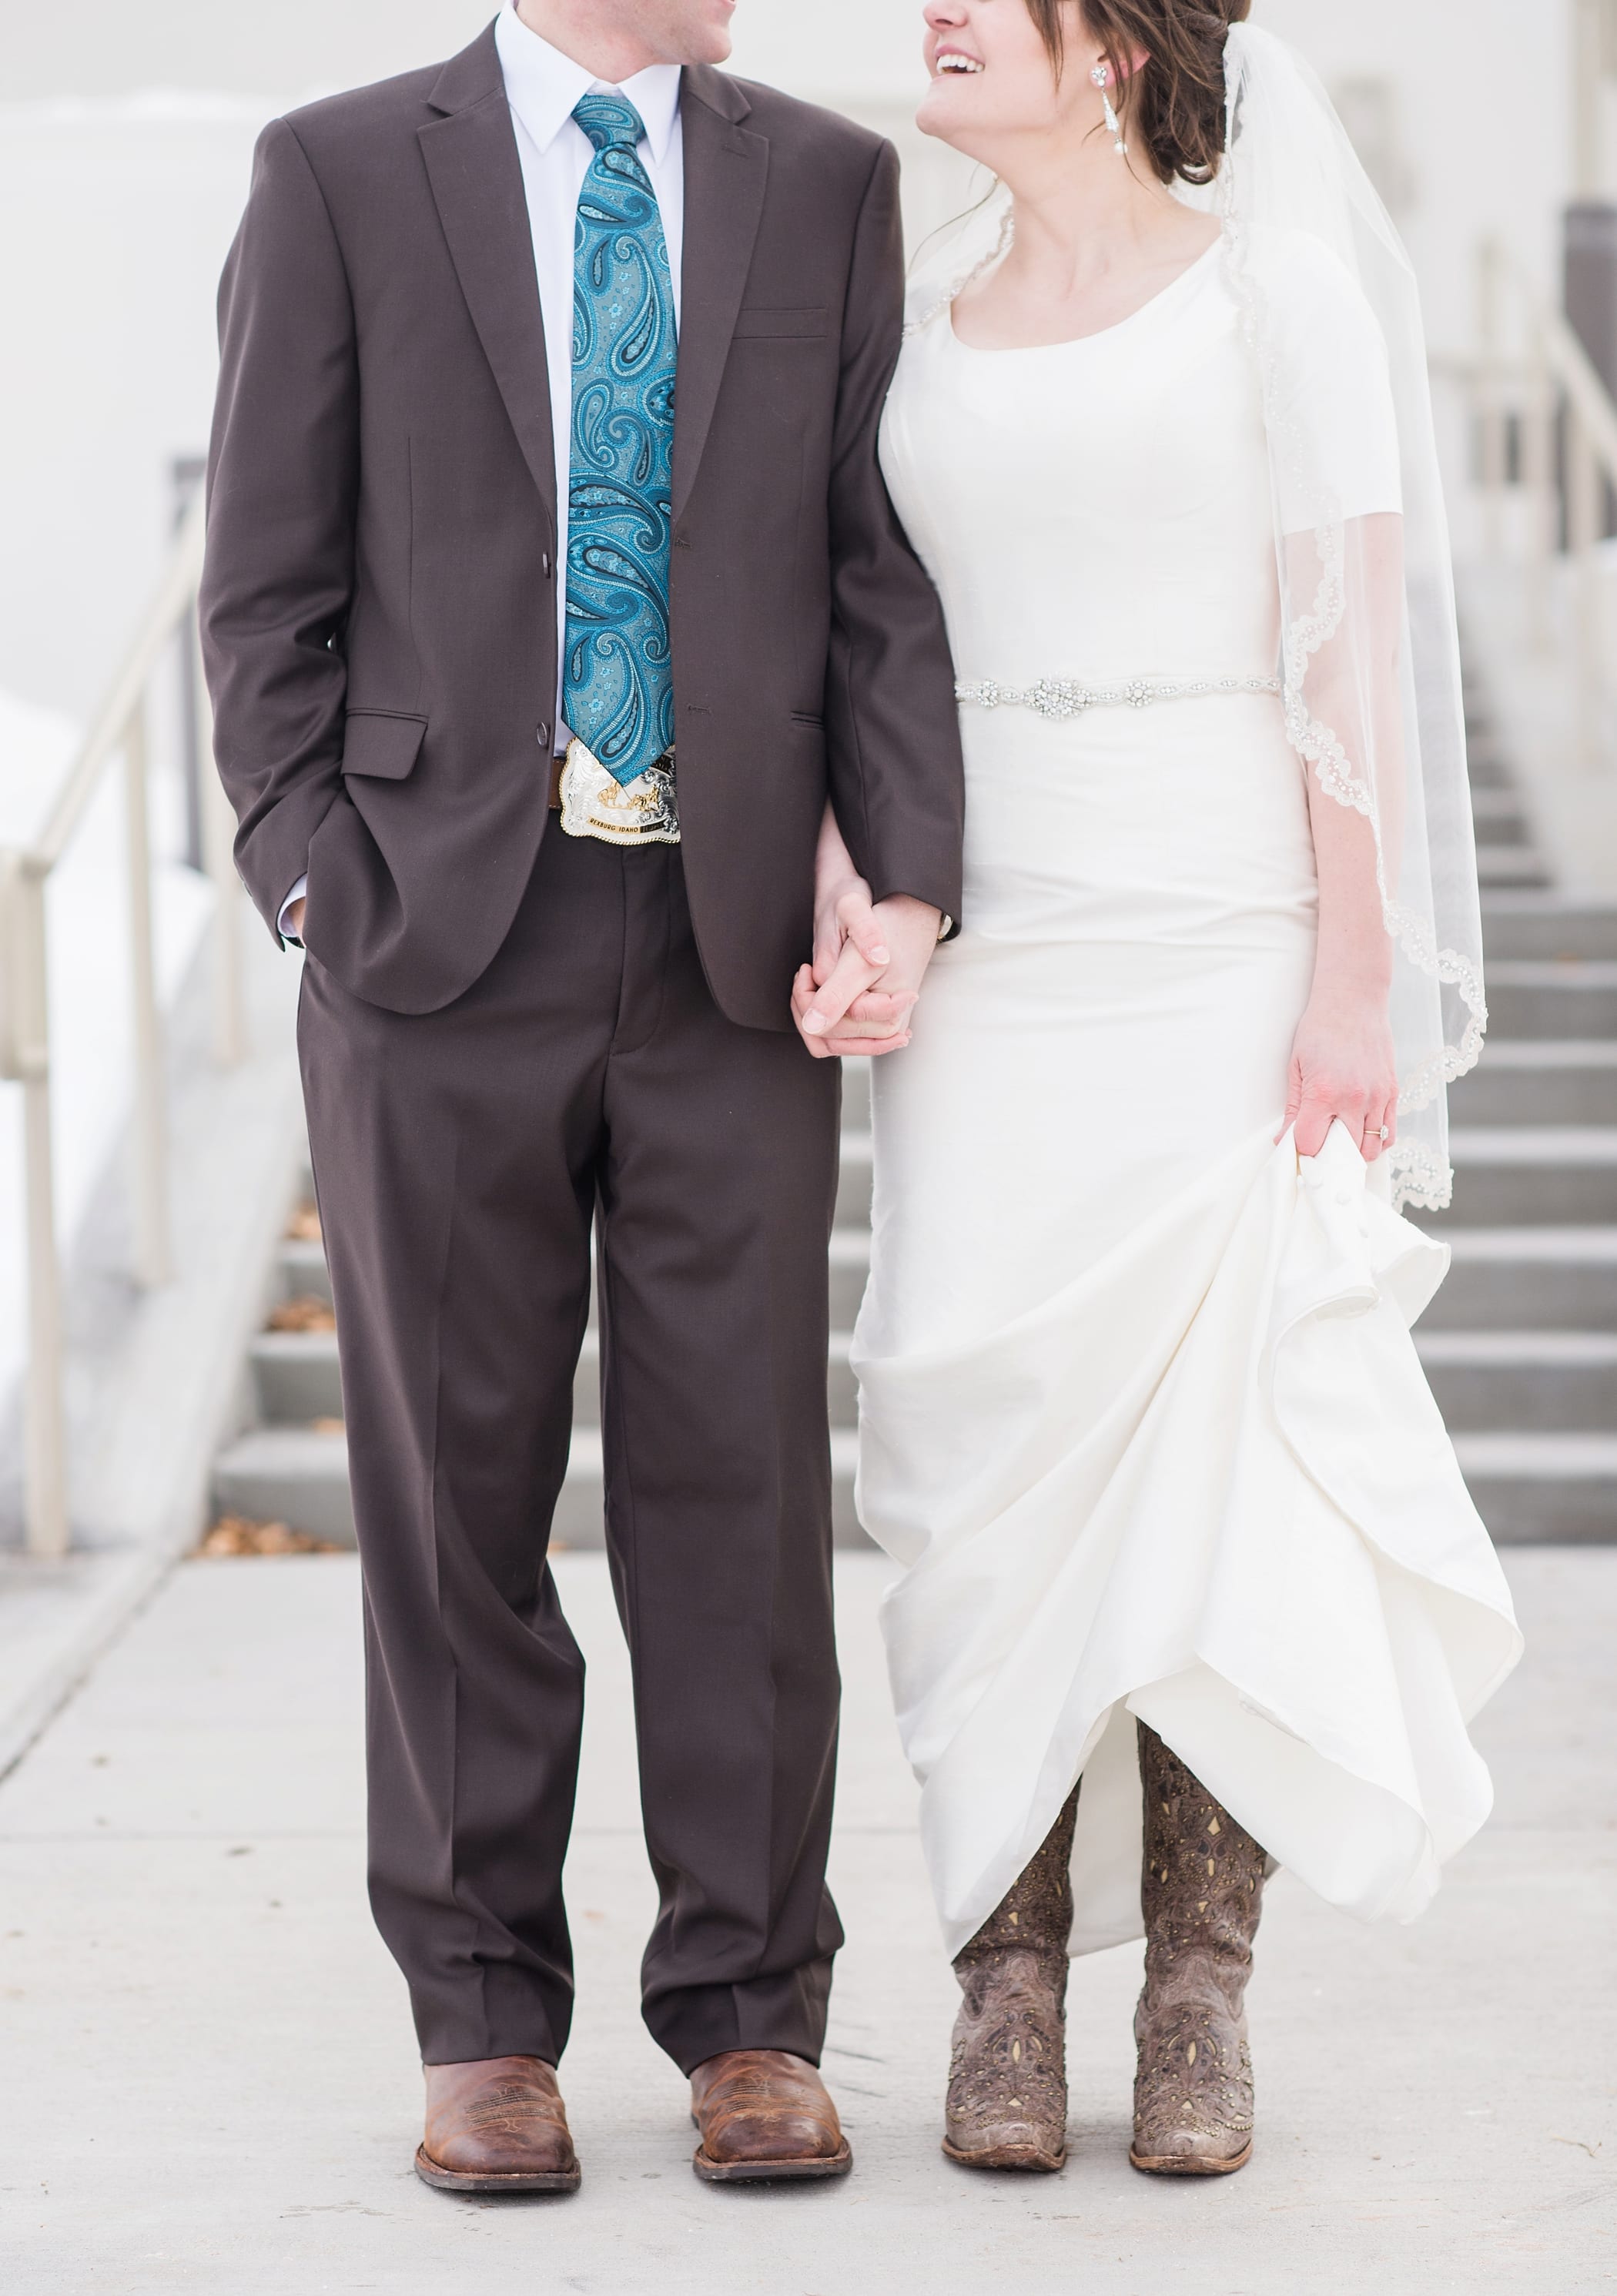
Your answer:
[1023,0,1251,186]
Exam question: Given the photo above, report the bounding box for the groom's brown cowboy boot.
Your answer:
[415,2057,581,2194]
[1131,1725,1267,2177]
[942,1786,1079,2173]
[689,2051,852,2183]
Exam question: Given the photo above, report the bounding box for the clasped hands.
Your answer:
[791,814,940,1061]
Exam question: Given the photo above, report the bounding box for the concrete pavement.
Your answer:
[0,1548,1612,2295]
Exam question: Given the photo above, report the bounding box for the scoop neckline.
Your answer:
[946,236,1223,357]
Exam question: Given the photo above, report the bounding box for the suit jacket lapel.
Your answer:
[419,28,557,534]
[675,69,768,520]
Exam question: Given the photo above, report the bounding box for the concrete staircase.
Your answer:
[1413,691,1617,1543]
[212,1064,877,1551]
[213,691,1615,1550]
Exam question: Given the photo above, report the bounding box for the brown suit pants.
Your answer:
[298,828,844,2072]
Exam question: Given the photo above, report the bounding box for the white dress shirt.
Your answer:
[280,3,685,942]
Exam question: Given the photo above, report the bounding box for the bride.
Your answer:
[795,0,1523,2180]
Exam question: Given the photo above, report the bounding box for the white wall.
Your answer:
[0,0,1587,725]
[1260,0,1576,357]
[0,105,265,725]
[0,1,495,99]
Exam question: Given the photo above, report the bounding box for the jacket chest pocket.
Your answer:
[341,710,427,780]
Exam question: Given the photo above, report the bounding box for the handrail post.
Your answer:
[1524,362,1558,649]
[0,852,70,1559]
[1567,406,1605,771]
[192,618,245,1067]
[1476,239,1506,559]
[123,703,171,1288]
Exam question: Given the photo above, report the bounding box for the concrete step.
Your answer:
[1448,1043,1617,1126]
[213,1426,356,1547]
[831,1230,871,1327]
[222,1378,1616,1551]
[841,1061,872,1129]
[1475,848,1552,888]
[1452,1434,1617,1544]
[276,1235,332,1308]
[1481,962,1617,1039]
[1463,740,1511,790]
[1435,1128,1617,1225]
[251,1330,344,1424]
[212,1424,872,1551]
[1416,1330,1617,1431]
[1469,788,1529,825]
[835,1132,873,1230]
[1471,814,1532,848]
[1425,1228,1617,1328]
[1480,895,1617,963]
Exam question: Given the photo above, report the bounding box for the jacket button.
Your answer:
[537,721,551,748]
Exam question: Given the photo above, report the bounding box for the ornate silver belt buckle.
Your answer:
[558,738,679,848]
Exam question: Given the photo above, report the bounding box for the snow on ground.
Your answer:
[0,684,215,1407]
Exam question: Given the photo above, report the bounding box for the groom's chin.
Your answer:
[692,0,737,65]
[689,20,734,64]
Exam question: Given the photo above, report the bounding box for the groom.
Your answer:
[202,0,962,2194]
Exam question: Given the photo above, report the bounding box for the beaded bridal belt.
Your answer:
[956,674,1282,721]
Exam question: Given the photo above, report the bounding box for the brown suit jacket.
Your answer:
[200,23,964,1024]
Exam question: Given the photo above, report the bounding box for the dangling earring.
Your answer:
[1090,62,1127,156]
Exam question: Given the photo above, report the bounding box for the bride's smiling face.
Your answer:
[918,0,1087,151]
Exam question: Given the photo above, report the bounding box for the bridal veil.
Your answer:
[905,22,1485,1212]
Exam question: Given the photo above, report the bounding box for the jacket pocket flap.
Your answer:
[342,711,427,781]
[732,306,829,340]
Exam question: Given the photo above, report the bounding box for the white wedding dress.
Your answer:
[857,235,1523,1961]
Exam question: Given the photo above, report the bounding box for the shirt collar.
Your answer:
[496,5,682,162]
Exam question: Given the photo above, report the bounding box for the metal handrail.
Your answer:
[0,488,243,1558]
[1461,236,1617,771]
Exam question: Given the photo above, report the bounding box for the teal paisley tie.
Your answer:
[563,92,678,786]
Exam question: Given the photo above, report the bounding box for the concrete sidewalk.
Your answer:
[0,1550,1612,2295]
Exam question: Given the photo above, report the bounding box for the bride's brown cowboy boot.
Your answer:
[943,1787,1079,2173]
[1131,1724,1267,2177]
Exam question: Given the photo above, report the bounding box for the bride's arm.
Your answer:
[1281,514,1404,1163]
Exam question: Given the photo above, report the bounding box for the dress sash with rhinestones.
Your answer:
[956,674,1281,721]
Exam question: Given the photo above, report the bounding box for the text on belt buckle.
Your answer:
[558,738,679,847]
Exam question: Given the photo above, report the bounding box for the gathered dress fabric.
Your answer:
[859,240,1522,1962]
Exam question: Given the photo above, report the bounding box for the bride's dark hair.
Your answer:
[1025,0,1250,186]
